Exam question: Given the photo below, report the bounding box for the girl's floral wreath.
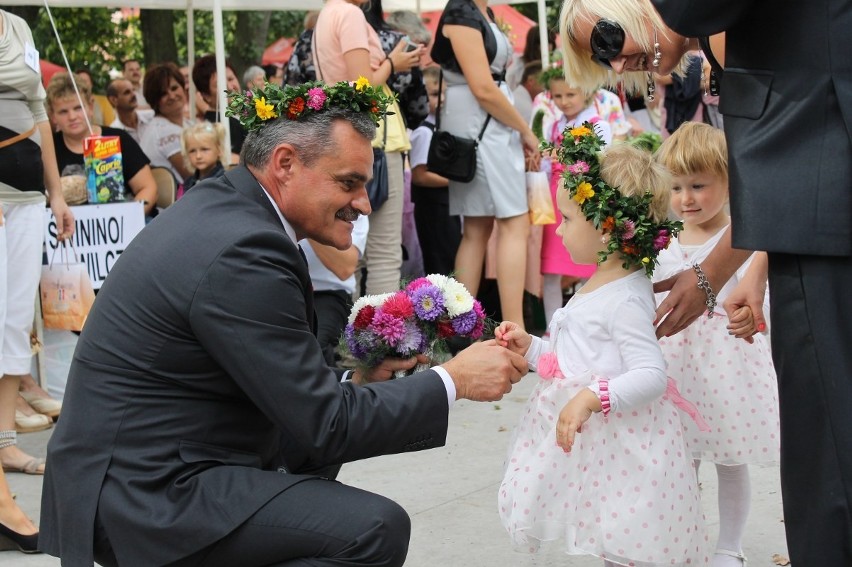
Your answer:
[543,121,682,277]
[538,52,565,88]
[226,77,393,131]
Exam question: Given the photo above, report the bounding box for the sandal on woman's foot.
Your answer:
[19,390,61,419]
[0,431,46,475]
[713,549,747,567]
[14,410,51,434]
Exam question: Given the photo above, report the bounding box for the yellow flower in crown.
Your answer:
[354,76,371,92]
[569,125,592,139]
[573,181,595,204]
[255,96,277,120]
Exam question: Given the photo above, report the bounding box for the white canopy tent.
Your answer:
[12,0,550,158]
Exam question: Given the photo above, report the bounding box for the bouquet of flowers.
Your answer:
[341,274,488,373]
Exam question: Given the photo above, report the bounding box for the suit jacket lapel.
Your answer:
[223,166,317,335]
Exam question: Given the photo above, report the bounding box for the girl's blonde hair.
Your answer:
[656,122,728,181]
[600,142,672,223]
[559,0,684,95]
[181,122,227,173]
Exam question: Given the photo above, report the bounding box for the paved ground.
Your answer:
[8,374,789,566]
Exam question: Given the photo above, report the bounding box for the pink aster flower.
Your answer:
[621,219,636,240]
[568,161,590,175]
[306,87,327,111]
[405,277,431,292]
[370,311,406,347]
[653,229,671,251]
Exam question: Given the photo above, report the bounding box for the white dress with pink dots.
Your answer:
[500,272,710,566]
[654,227,780,465]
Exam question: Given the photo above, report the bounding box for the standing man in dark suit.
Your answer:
[648,0,852,563]
[39,80,527,567]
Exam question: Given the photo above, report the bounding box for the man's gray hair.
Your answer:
[242,65,266,88]
[242,109,376,168]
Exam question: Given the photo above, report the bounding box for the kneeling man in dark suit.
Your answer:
[39,80,527,567]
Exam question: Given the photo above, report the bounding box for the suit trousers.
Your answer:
[95,477,411,567]
[768,253,852,565]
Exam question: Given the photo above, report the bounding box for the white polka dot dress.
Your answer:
[654,230,780,465]
[499,273,710,566]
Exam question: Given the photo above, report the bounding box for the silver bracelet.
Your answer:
[692,264,717,318]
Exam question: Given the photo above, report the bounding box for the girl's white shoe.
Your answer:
[713,549,747,567]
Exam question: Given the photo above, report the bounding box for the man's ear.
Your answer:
[268,143,299,182]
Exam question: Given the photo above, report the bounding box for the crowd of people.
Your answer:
[0,0,849,564]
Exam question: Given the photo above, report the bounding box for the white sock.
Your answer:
[712,463,750,566]
[542,274,563,327]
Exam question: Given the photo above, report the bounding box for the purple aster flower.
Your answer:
[370,311,406,347]
[306,87,327,111]
[411,285,445,321]
[568,161,590,175]
[451,310,478,336]
[344,324,369,360]
[396,321,423,356]
[244,90,253,98]
[621,219,636,240]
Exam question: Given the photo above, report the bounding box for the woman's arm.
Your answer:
[38,121,75,240]
[342,40,423,86]
[126,165,157,215]
[653,226,753,337]
[411,164,449,188]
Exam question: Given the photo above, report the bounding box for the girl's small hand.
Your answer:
[727,305,756,339]
[556,389,599,452]
[494,321,531,355]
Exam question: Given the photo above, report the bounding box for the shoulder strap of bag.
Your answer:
[435,69,501,143]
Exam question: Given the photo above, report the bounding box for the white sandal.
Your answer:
[715,549,747,566]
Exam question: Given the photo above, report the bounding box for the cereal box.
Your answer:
[83,136,126,204]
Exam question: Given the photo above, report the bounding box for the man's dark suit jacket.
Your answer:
[39,166,451,567]
[654,0,852,256]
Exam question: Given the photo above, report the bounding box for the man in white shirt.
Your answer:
[300,215,368,366]
[122,59,149,110]
[106,78,154,143]
[511,61,543,124]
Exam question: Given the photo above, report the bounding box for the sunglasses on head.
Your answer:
[589,19,626,69]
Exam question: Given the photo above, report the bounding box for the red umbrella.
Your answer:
[421,5,535,55]
[262,37,295,66]
[40,59,66,87]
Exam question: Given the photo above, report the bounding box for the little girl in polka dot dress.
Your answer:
[496,131,710,567]
[654,123,779,567]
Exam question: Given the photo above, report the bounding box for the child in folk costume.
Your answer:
[497,125,710,567]
[655,122,779,567]
[537,64,612,327]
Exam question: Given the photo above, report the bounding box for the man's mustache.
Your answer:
[335,208,361,222]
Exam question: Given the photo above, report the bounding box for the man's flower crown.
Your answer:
[544,122,682,277]
[226,77,393,131]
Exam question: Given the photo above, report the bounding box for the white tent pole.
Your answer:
[187,0,196,121]
[213,0,232,163]
[537,0,548,67]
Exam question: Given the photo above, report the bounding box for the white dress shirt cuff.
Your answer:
[432,366,456,408]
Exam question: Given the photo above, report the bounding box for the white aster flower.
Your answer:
[443,279,475,317]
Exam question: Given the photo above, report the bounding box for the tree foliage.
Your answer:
[29,7,144,90]
[25,6,307,92]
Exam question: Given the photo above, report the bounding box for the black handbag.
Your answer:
[427,70,494,184]
[366,112,389,210]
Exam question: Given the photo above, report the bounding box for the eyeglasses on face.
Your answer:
[589,19,625,69]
